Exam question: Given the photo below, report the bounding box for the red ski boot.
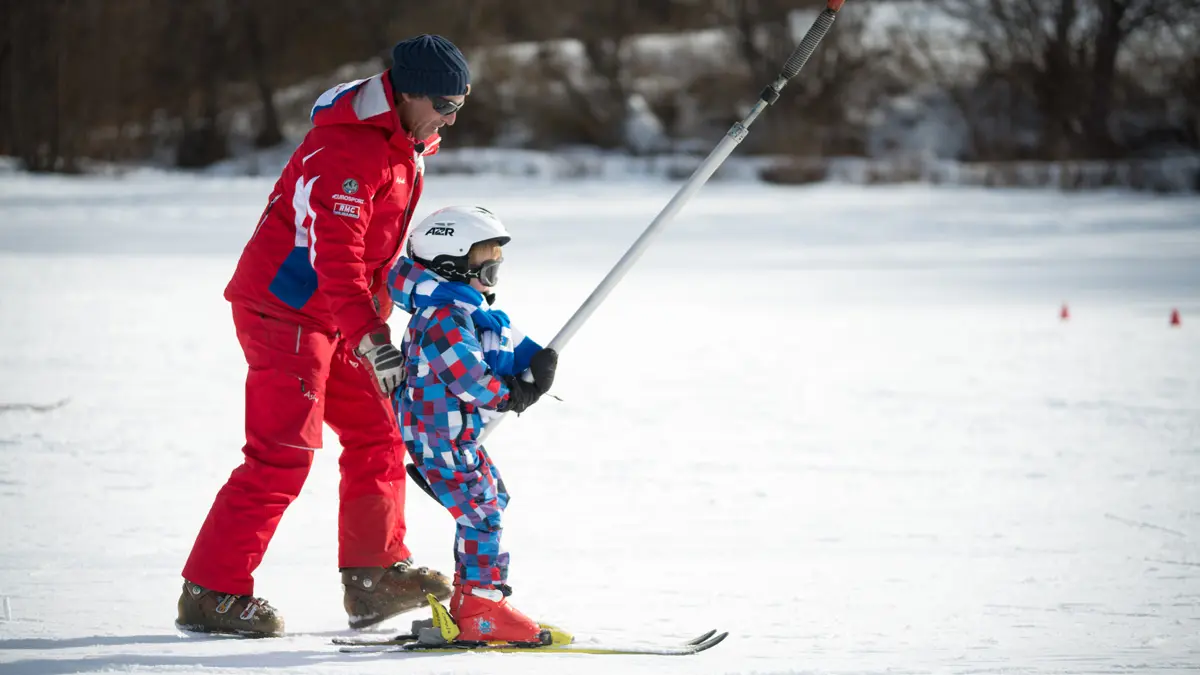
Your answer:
[450,584,546,644]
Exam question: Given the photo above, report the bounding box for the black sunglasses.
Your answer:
[430,96,465,116]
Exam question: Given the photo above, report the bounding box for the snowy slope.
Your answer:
[1,174,1199,674]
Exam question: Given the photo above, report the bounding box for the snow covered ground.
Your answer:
[1,173,1199,674]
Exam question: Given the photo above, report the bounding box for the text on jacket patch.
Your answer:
[333,202,362,219]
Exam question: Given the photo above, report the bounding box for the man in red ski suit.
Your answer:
[177,35,470,637]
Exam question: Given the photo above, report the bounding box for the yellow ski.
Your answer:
[333,595,727,656]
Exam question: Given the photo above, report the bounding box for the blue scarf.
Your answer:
[390,256,541,376]
[408,276,527,377]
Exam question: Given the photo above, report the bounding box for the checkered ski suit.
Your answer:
[388,257,539,589]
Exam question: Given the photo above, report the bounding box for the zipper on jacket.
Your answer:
[400,170,421,242]
[384,168,421,272]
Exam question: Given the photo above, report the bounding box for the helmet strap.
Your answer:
[415,255,501,288]
[415,255,471,283]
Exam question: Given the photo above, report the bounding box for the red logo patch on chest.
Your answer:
[333,202,362,219]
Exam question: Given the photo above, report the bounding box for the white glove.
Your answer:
[355,331,405,396]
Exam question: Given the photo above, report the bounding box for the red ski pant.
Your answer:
[182,305,410,595]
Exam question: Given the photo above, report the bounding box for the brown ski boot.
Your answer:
[176,580,285,637]
[342,559,452,629]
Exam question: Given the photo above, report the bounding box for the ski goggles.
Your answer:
[431,96,465,116]
[467,258,502,287]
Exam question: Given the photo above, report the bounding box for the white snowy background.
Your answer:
[1,170,1199,674]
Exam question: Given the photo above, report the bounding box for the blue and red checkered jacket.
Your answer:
[388,257,541,460]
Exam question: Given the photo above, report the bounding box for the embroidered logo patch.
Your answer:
[333,202,361,219]
[342,178,359,194]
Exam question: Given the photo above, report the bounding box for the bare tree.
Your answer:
[7,0,1188,172]
[345,0,401,59]
[239,0,283,148]
[714,0,905,156]
[919,0,1200,159]
[5,0,72,171]
[1085,0,1199,153]
[0,0,13,158]
[729,0,798,83]
[552,3,643,149]
[173,0,231,167]
[1171,42,1200,151]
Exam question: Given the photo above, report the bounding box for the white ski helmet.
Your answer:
[408,205,511,284]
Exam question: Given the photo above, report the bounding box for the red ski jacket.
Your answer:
[224,73,440,345]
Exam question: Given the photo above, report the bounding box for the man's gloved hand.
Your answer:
[355,330,405,396]
[498,348,558,414]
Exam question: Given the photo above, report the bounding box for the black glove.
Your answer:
[498,376,541,413]
[498,348,558,413]
[528,347,557,394]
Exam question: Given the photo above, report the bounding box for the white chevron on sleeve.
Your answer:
[292,175,319,249]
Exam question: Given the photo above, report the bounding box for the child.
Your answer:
[388,205,558,644]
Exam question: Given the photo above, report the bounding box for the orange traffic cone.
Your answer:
[1060,303,1070,321]
[1170,309,1181,327]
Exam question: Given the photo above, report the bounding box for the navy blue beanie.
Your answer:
[389,35,470,97]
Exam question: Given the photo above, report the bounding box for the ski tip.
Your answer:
[692,631,729,653]
[688,630,718,645]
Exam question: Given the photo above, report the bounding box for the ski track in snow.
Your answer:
[1,174,1199,674]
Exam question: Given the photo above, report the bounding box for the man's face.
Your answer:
[398,92,465,141]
